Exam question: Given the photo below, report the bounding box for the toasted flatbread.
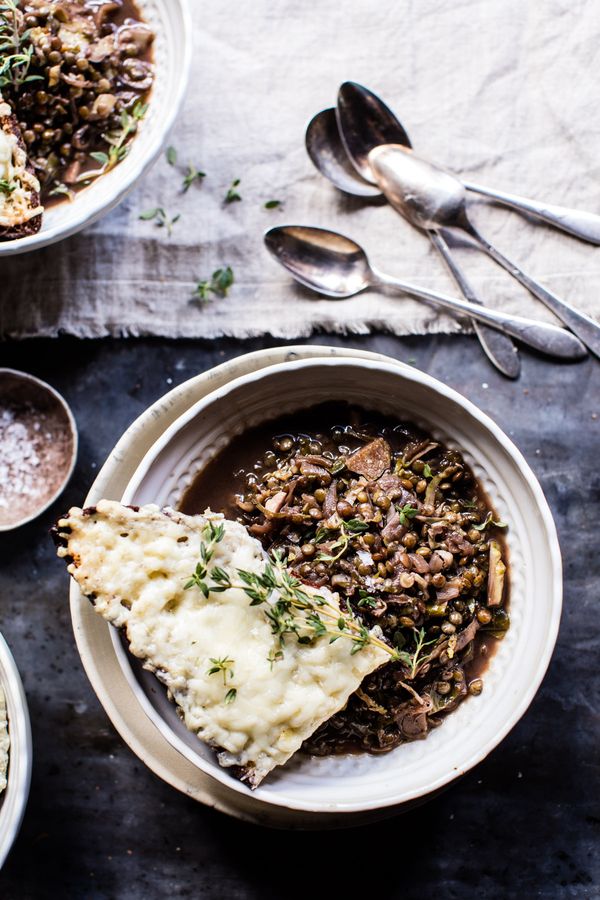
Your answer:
[0,99,43,240]
[54,501,388,787]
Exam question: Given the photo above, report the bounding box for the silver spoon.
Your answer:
[369,144,600,359]
[307,108,521,378]
[264,226,587,361]
[337,81,600,245]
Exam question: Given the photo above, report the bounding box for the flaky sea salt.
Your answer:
[0,408,43,509]
[0,400,72,526]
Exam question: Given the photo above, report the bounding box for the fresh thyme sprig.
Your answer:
[78,100,148,183]
[184,525,400,662]
[207,656,235,685]
[194,266,234,302]
[0,1,41,90]
[395,627,438,680]
[139,206,180,236]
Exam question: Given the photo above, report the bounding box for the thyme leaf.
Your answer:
[138,206,180,236]
[397,504,419,526]
[207,656,235,685]
[264,199,282,209]
[224,688,237,704]
[0,179,15,196]
[182,164,205,192]
[224,178,241,203]
[473,511,507,531]
[194,266,234,302]
[166,145,177,166]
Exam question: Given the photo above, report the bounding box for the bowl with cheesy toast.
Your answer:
[56,355,561,817]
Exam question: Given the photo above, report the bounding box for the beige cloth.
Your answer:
[2,0,600,339]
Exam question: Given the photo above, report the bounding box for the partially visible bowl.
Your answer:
[0,369,78,532]
[0,632,32,869]
[114,357,561,815]
[0,0,192,257]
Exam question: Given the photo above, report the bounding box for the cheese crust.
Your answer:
[0,686,8,795]
[0,100,43,237]
[56,500,389,786]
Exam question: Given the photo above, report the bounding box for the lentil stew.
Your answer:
[1,0,154,214]
[180,403,510,757]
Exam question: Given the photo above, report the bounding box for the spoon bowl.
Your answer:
[369,144,468,231]
[264,226,370,298]
[305,110,380,198]
[336,81,411,182]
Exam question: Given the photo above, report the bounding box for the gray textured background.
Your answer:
[0,334,598,898]
[1,0,600,338]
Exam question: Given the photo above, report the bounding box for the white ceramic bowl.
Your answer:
[0,633,32,869]
[117,357,561,815]
[0,0,192,257]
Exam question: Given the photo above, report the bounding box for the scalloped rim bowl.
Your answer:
[113,357,561,814]
[0,0,192,257]
[0,632,32,869]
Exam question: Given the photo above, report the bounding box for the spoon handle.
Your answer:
[461,220,600,359]
[374,271,587,360]
[429,230,520,379]
[464,180,600,246]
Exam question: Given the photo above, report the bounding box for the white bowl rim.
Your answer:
[116,355,562,814]
[0,368,78,532]
[0,632,32,869]
[0,0,193,257]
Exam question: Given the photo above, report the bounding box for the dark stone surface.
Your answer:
[0,334,598,899]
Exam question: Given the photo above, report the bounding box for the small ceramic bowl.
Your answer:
[115,357,561,816]
[0,632,32,869]
[0,0,192,257]
[0,369,78,531]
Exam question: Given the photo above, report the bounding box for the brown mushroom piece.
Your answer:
[346,438,392,481]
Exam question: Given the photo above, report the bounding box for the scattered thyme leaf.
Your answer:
[267,649,284,670]
[473,511,507,532]
[48,182,74,201]
[194,266,234,303]
[224,688,237,704]
[138,207,180,236]
[423,463,433,479]
[182,164,205,192]
[207,656,235,685]
[345,518,369,534]
[264,199,282,209]
[0,179,15,196]
[224,178,241,203]
[166,145,177,166]
[397,504,419,526]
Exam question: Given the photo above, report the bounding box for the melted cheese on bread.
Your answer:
[57,500,389,786]
[0,100,43,228]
